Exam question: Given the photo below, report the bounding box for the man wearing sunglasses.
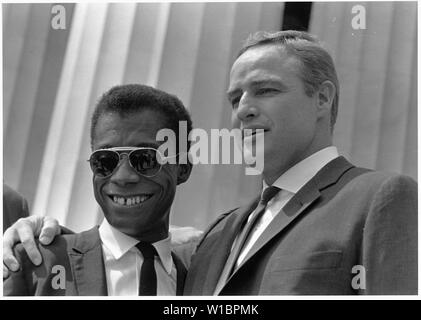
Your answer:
[3,84,194,295]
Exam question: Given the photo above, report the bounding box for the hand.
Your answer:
[3,215,60,278]
[169,225,203,246]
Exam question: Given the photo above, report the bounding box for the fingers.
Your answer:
[3,215,50,270]
[3,264,10,279]
[3,227,21,272]
[16,220,42,265]
[39,216,60,245]
[3,244,20,272]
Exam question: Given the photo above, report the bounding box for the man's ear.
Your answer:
[316,80,336,118]
[177,163,192,185]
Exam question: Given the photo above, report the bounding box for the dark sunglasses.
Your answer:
[88,147,170,178]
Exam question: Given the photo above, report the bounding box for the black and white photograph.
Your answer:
[2,0,418,301]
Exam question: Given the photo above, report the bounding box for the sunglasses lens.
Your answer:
[129,149,161,176]
[90,150,120,177]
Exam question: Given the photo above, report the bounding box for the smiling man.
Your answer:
[3,84,193,296]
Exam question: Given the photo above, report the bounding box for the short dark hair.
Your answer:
[90,84,193,154]
[238,30,339,131]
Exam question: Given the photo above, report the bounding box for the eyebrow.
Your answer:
[134,142,160,148]
[227,79,288,98]
[226,88,241,101]
[252,79,288,88]
[98,142,160,149]
[97,144,113,150]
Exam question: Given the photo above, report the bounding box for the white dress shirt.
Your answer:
[99,219,177,296]
[236,146,340,267]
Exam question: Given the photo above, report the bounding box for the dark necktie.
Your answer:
[214,186,280,294]
[230,186,280,270]
[136,242,158,296]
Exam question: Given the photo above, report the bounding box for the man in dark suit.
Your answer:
[3,84,193,295]
[4,31,417,295]
[3,184,30,232]
[183,31,417,295]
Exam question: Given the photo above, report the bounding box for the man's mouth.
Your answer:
[108,194,153,207]
[243,129,268,138]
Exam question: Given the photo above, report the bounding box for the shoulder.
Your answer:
[343,170,417,227]
[365,171,417,208]
[12,238,69,275]
[3,184,24,202]
[195,207,239,249]
[345,169,417,196]
[3,184,28,213]
[337,168,417,215]
[14,226,100,267]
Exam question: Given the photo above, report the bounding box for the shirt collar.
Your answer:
[263,146,339,193]
[99,219,173,274]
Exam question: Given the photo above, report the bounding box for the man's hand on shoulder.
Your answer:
[3,215,61,278]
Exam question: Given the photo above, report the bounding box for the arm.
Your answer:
[362,174,417,294]
[3,218,199,276]
[3,216,65,276]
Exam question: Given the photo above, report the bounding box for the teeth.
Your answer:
[111,195,150,206]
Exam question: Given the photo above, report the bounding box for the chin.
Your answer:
[116,223,145,238]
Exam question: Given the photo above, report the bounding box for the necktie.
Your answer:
[231,186,280,270]
[214,186,280,294]
[136,242,158,295]
[234,186,280,266]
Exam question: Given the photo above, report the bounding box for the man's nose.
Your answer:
[109,155,140,185]
[235,93,259,121]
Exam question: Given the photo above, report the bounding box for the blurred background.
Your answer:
[3,1,417,232]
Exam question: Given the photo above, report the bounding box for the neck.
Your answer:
[133,227,169,243]
[263,143,332,185]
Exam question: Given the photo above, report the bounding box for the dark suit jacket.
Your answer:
[184,157,418,295]
[4,226,187,296]
[3,184,29,232]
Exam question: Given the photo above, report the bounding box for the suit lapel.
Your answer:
[201,198,259,295]
[67,227,108,296]
[232,180,321,274]
[223,157,355,289]
[171,252,187,295]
